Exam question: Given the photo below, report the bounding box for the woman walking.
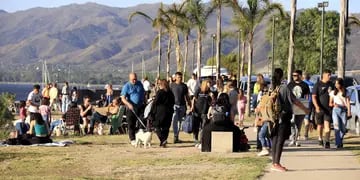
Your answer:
[270,68,309,172]
[150,79,175,147]
[192,79,212,146]
[329,78,351,148]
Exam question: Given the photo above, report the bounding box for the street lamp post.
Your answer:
[211,34,216,81]
[237,29,241,88]
[192,40,196,74]
[271,16,278,77]
[318,1,329,76]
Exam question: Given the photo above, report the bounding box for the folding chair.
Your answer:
[64,107,81,136]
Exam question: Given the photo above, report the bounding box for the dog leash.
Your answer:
[131,109,147,129]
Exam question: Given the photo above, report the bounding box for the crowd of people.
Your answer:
[5,69,352,172]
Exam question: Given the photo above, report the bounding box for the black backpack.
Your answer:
[195,93,211,115]
[212,105,228,121]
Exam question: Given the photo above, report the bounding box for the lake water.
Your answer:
[0,83,34,101]
[0,83,123,101]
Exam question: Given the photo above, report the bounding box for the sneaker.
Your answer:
[288,141,295,147]
[160,140,167,148]
[318,140,324,147]
[197,144,202,149]
[174,137,181,144]
[324,142,330,149]
[295,142,301,147]
[257,149,269,157]
[130,140,136,146]
[271,164,287,172]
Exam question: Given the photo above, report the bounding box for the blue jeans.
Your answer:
[259,122,270,148]
[290,115,305,143]
[332,107,347,146]
[50,120,63,132]
[62,95,70,113]
[172,105,186,138]
[15,122,29,135]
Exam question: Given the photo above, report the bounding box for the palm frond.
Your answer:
[128,11,153,23]
[349,16,360,26]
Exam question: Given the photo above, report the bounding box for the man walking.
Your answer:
[312,70,333,148]
[287,70,310,147]
[171,72,191,143]
[121,73,145,146]
[187,73,199,100]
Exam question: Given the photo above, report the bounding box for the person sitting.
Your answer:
[79,96,93,134]
[88,97,120,134]
[28,113,52,144]
[201,93,242,152]
[14,100,29,136]
[50,114,65,135]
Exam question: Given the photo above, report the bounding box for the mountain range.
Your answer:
[0,2,359,77]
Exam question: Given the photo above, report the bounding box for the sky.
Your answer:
[0,0,359,13]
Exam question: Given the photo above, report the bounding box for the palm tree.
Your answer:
[337,0,360,78]
[230,0,285,117]
[232,14,250,79]
[128,4,164,79]
[159,3,187,73]
[287,0,296,82]
[185,0,213,81]
[211,0,227,81]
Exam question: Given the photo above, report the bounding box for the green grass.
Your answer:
[0,133,269,180]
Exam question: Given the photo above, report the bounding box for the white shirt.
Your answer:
[27,91,41,113]
[187,78,199,96]
[330,90,347,107]
[143,80,151,91]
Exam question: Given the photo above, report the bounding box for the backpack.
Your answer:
[256,86,281,123]
[182,113,193,133]
[195,93,211,115]
[212,105,228,121]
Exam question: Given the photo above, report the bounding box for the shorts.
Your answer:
[315,111,332,125]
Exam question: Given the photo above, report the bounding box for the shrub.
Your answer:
[0,93,15,139]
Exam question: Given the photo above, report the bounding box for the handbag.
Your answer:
[182,113,193,133]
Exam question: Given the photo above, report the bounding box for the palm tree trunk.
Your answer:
[287,0,296,82]
[183,34,189,79]
[157,29,162,79]
[175,32,182,73]
[216,4,221,80]
[197,29,202,81]
[240,40,246,78]
[337,0,348,78]
[167,38,172,80]
[246,34,253,117]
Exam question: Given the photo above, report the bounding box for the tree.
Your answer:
[231,11,250,79]
[211,0,228,81]
[230,0,285,117]
[128,4,164,79]
[265,9,340,75]
[185,0,213,81]
[159,3,187,73]
[337,0,360,78]
[287,0,296,82]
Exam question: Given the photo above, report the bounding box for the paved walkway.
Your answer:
[244,128,360,180]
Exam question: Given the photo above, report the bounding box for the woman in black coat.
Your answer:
[150,79,175,147]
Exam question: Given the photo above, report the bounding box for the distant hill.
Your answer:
[0,3,358,77]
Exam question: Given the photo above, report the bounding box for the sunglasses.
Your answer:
[292,74,299,77]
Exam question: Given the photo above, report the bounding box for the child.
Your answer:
[15,101,29,136]
[237,89,247,127]
[39,98,51,124]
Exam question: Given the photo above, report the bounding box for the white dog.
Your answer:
[135,129,152,148]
